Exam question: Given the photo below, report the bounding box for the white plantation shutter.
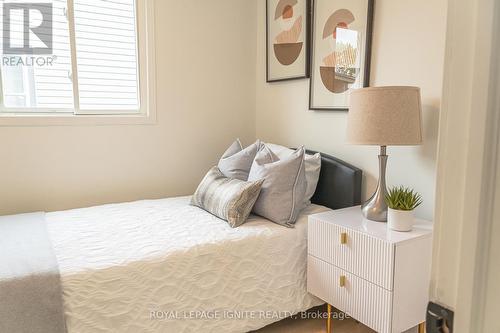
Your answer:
[0,0,142,114]
[73,0,139,111]
[34,0,73,109]
[0,0,74,109]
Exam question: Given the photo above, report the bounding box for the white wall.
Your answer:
[430,0,500,330]
[255,0,447,220]
[483,145,500,332]
[1,0,447,223]
[0,0,256,216]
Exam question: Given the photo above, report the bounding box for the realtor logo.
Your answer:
[2,3,53,54]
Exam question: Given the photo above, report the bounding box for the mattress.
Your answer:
[46,196,328,333]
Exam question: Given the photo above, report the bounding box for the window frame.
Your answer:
[0,0,156,126]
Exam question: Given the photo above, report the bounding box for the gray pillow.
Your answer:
[218,139,261,180]
[266,143,322,206]
[191,166,264,228]
[248,146,307,227]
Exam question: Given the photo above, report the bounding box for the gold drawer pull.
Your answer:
[340,232,348,244]
[340,275,346,287]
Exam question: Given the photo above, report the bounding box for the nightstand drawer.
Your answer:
[307,256,392,333]
[308,218,395,290]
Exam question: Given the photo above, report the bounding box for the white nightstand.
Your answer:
[307,206,433,333]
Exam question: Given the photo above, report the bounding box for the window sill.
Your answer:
[0,112,157,127]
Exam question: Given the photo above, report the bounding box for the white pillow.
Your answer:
[266,143,321,206]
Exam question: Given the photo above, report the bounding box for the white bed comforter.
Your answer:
[46,196,326,333]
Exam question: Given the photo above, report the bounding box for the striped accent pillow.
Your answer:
[190,167,264,228]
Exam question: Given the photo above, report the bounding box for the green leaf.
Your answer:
[385,186,423,211]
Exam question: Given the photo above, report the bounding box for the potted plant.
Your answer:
[385,186,423,232]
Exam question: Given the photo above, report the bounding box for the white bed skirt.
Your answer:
[46,196,325,333]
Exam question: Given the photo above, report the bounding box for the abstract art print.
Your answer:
[266,0,310,82]
[309,0,373,110]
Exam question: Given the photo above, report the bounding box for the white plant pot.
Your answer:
[387,208,415,232]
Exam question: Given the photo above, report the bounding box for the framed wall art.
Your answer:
[266,0,310,82]
[309,0,374,110]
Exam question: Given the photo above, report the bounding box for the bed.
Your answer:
[3,151,362,333]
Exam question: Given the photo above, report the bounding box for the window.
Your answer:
[0,0,154,118]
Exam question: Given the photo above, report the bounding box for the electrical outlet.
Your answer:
[426,302,454,333]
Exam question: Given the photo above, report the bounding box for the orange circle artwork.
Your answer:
[273,1,303,66]
[282,5,294,19]
[333,22,348,39]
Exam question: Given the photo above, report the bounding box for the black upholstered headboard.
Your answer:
[306,150,362,210]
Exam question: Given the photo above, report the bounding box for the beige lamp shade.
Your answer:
[346,86,423,146]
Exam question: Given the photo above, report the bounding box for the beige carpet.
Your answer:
[252,306,375,333]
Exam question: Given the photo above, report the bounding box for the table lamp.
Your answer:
[346,86,423,222]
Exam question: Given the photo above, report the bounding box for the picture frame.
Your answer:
[266,0,311,82]
[309,0,374,110]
